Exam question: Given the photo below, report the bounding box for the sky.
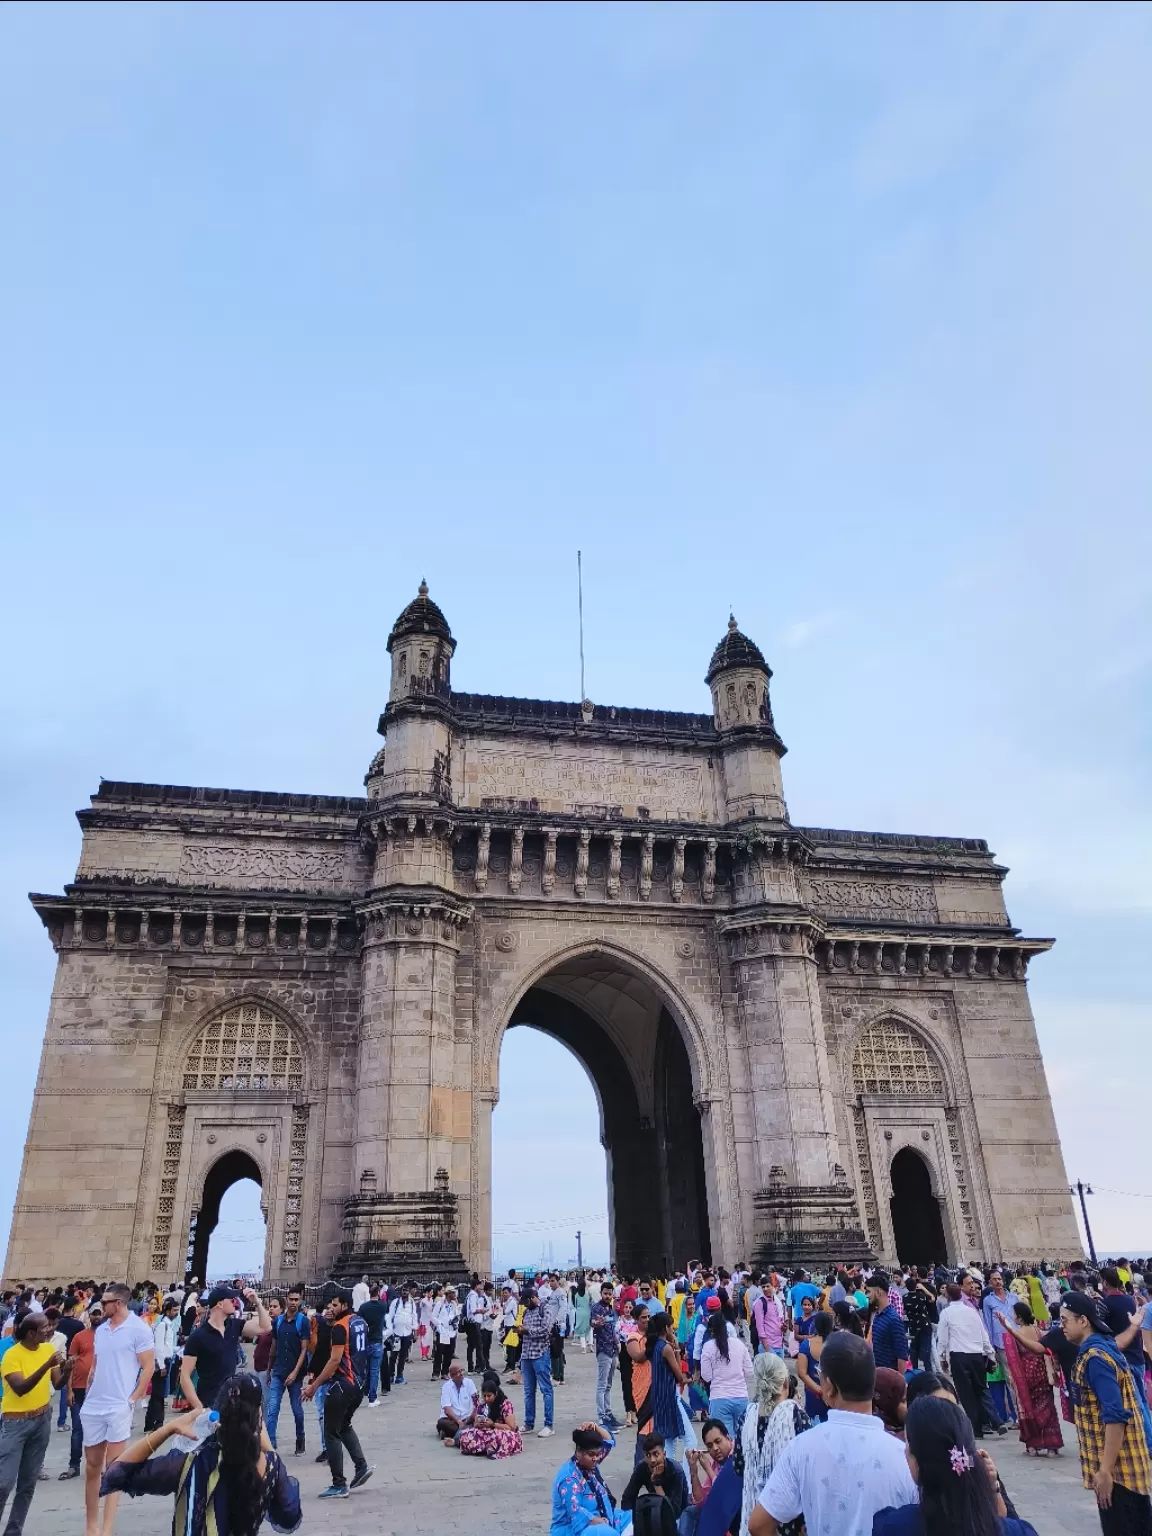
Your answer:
[3,0,1151,1277]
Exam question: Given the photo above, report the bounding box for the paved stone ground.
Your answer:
[27,1348,1101,1534]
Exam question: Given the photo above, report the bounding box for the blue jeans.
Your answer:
[314,1381,329,1451]
[266,1374,305,1448]
[522,1352,553,1430]
[707,1396,748,1441]
[56,1385,69,1429]
[367,1341,384,1402]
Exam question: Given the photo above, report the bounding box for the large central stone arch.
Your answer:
[470,938,732,1277]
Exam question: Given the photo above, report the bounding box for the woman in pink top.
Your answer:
[698,1311,753,1442]
[752,1286,784,1356]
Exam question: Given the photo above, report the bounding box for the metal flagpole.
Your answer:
[578,550,586,701]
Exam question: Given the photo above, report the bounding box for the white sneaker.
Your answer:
[537,1426,554,1438]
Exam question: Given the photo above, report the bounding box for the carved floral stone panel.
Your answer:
[180,844,346,889]
[807,878,939,923]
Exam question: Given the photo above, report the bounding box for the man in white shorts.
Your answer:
[80,1283,154,1536]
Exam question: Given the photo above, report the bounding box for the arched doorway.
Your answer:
[492,1029,608,1272]
[495,953,711,1275]
[189,1150,264,1282]
[889,1147,947,1267]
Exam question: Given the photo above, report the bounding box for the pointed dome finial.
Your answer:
[706,614,769,684]
[387,582,454,652]
[418,578,429,598]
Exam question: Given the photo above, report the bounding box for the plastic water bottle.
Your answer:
[169,1409,219,1453]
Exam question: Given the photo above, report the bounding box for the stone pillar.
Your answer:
[723,852,868,1268]
[341,890,472,1281]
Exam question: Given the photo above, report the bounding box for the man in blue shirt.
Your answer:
[982,1271,1020,1422]
[867,1272,909,1373]
[589,1283,620,1429]
[786,1269,821,1329]
[266,1288,311,1453]
[1099,1268,1149,1406]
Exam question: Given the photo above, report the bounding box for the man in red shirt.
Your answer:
[59,1309,99,1481]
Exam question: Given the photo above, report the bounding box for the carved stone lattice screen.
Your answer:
[282,1106,309,1269]
[183,1005,303,1091]
[852,1020,943,1097]
[151,1102,185,1271]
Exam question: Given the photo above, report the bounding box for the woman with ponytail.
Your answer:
[699,1306,754,1442]
[872,1395,1038,1536]
[101,1371,300,1535]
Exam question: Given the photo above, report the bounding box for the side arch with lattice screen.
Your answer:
[851,1018,945,1097]
[182,1003,304,1092]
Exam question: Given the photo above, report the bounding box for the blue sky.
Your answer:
[3,1,1151,1276]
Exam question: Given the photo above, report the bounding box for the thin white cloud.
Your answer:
[782,612,845,650]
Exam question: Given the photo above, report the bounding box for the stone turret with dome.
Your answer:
[705,615,769,684]
[706,615,788,823]
[386,580,456,705]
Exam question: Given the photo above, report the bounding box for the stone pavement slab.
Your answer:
[26,1349,1101,1534]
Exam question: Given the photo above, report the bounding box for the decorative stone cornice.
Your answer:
[718,908,826,960]
[819,935,1053,980]
[30,895,363,956]
[359,893,472,947]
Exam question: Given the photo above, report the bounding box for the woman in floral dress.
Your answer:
[458,1373,522,1459]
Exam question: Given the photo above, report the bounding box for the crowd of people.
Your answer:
[0,1254,1149,1536]
[543,1256,1152,1536]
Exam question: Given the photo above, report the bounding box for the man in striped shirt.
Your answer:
[866,1272,909,1373]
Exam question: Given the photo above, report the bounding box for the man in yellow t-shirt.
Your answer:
[0,1311,74,1534]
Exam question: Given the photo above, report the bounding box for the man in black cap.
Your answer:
[1061,1290,1152,1534]
[179,1284,270,1412]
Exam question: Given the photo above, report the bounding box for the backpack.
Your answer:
[631,1493,677,1536]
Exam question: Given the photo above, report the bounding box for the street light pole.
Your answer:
[1070,1180,1097,1266]
[576,1229,583,1271]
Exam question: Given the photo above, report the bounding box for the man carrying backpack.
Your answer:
[265,1288,310,1454]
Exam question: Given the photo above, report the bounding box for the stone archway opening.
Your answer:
[492,1028,608,1271]
[192,1150,265,1282]
[889,1147,948,1268]
[497,953,712,1276]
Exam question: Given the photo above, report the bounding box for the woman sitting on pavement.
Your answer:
[100,1371,301,1536]
[550,1422,630,1536]
[457,1370,522,1459]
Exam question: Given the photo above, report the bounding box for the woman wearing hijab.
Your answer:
[100,1371,300,1536]
[736,1351,810,1536]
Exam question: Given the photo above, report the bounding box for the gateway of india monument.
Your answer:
[8,586,1080,1285]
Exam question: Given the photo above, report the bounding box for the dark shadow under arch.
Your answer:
[506,987,709,1274]
[890,1147,948,1268]
[188,1150,263,1283]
